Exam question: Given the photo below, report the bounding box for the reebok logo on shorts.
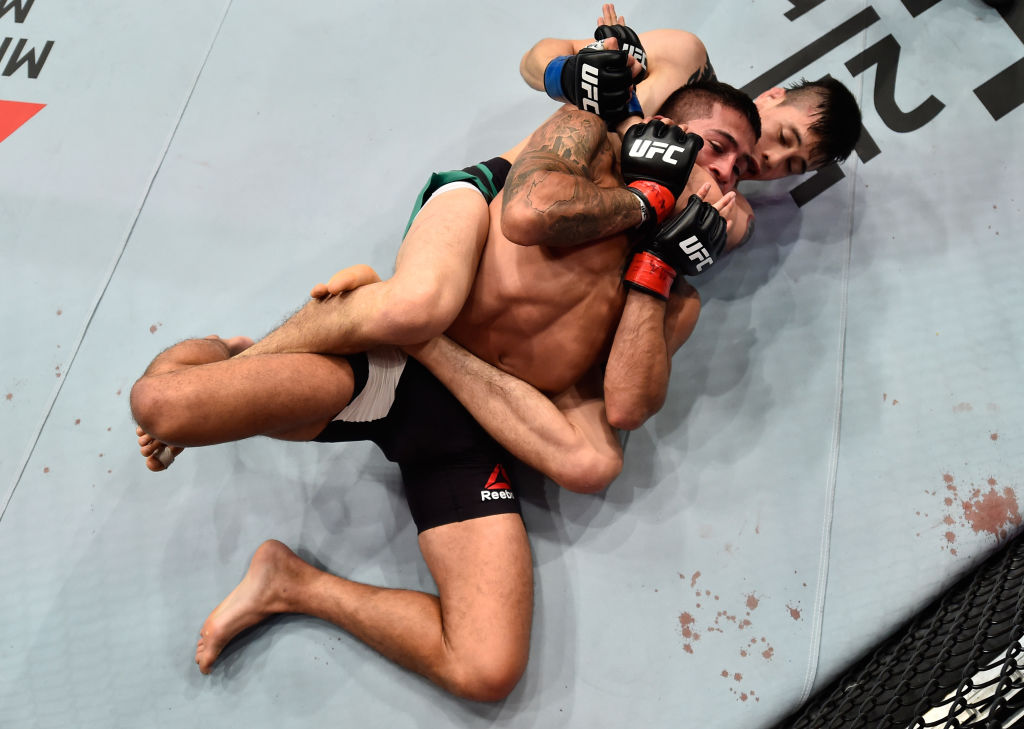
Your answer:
[480,464,515,501]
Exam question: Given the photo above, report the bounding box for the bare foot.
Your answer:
[309,263,381,299]
[205,334,255,356]
[195,539,303,674]
[137,425,183,472]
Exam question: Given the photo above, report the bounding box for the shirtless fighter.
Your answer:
[521,4,862,242]
[224,5,856,400]
[131,82,759,700]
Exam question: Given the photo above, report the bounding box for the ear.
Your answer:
[754,87,786,106]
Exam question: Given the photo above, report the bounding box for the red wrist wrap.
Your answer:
[628,180,675,222]
[625,252,676,300]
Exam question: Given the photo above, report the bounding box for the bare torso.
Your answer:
[446,197,632,394]
[446,127,721,395]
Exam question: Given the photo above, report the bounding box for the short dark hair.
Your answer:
[784,77,861,166]
[657,79,762,141]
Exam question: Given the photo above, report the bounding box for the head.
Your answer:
[749,77,861,180]
[657,80,761,194]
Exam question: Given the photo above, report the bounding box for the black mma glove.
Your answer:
[543,44,640,125]
[620,120,703,237]
[624,195,728,299]
[593,24,648,83]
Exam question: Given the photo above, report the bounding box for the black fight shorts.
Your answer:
[314,356,521,533]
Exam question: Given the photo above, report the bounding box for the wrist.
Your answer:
[627,180,675,224]
[615,112,644,139]
[543,56,571,103]
[624,251,676,301]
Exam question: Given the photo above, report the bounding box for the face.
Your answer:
[747,88,822,180]
[683,102,758,194]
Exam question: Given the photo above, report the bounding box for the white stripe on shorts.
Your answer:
[333,346,408,423]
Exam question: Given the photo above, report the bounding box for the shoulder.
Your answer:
[638,29,708,66]
[635,29,713,114]
[638,28,704,58]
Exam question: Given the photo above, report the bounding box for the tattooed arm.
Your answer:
[501,105,644,247]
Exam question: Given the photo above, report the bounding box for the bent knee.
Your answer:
[450,653,527,702]
[555,450,623,494]
[378,276,467,343]
[129,377,163,435]
[129,377,190,444]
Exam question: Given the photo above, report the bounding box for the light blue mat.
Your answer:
[2,1,1022,726]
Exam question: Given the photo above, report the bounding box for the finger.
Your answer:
[625,54,641,79]
[310,282,328,299]
[695,182,713,200]
[712,190,737,213]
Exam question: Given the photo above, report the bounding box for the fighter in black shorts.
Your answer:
[315,355,520,532]
[315,157,521,533]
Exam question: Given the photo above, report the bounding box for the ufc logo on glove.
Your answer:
[580,63,600,113]
[678,235,713,273]
[627,139,689,165]
[622,43,647,71]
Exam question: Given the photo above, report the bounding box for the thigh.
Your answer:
[144,351,357,446]
[392,187,490,307]
[418,514,533,671]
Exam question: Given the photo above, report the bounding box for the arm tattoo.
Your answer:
[502,111,640,244]
[685,55,717,86]
[504,112,602,200]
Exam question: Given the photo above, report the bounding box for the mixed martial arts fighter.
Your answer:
[522,4,862,244]
[130,78,760,700]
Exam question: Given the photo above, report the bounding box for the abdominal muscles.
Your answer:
[447,233,629,395]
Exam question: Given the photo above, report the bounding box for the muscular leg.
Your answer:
[241,187,490,358]
[195,514,532,702]
[130,334,356,466]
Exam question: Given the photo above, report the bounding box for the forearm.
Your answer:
[501,107,643,246]
[520,37,583,91]
[407,337,622,493]
[503,154,642,246]
[603,290,671,430]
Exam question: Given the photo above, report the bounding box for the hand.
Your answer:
[624,186,733,299]
[596,3,624,28]
[594,22,647,83]
[543,40,640,126]
[309,263,381,299]
[621,119,703,230]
